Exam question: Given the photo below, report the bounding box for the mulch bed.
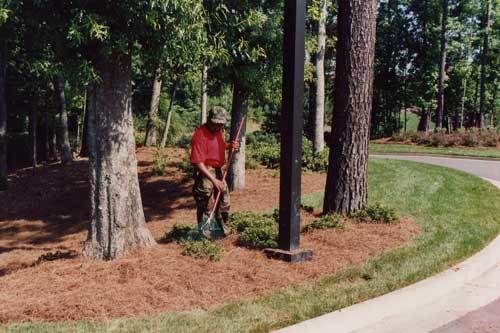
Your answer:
[0,147,419,323]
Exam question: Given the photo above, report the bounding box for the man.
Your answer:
[191,106,239,238]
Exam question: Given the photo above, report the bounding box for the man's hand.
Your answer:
[227,141,240,151]
[212,178,225,192]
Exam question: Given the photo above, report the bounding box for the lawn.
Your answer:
[370,143,500,159]
[5,158,500,333]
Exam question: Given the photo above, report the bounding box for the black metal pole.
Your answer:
[279,0,306,251]
[265,0,311,263]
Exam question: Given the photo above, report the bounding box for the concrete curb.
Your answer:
[276,171,500,333]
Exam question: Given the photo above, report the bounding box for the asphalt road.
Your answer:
[370,154,500,182]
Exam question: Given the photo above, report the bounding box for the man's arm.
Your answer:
[193,162,225,192]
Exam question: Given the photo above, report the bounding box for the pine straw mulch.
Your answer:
[0,147,420,323]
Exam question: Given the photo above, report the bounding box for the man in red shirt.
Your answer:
[191,106,239,238]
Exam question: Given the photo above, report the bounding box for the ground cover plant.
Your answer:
[4,157,500,332]
[303,214,345,232]
[354,203,398,224]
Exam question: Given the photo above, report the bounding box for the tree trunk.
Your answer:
[49,100,57,160]
[227,78,248,191]
[478,0,492,128]
[200,64,208,125]
[460,77,467,129]
[307,77,317,141]
[145,67,162,146]
[84,51,155,260]
[473,75,480,127]
[0,41,7,190]
[43,82,50,161]
[29,93,37,175]
[323,0,377,215]
[54,77,73,164]
[80,85,91,157]
[160,81,178,148]
[313,0,327,154]
[436,0,448,130]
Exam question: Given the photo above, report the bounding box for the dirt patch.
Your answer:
[0,147,419,323]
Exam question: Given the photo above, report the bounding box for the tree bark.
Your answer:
[0,41,7,190]
[227,78,248,191]
[54,77,73,164]
[479,0,492,128]
[323,0,377,215]
[145,67,162,146]
[312,0,327,154]
[80,85,91,157]
[49,100,57,160]
[43,82,50,161]
[160,81,178,148]
[29,93,37,175]
[200,64,208,125]
[460,77,467,129]
[436,0,448,130]
[84,51,155,260]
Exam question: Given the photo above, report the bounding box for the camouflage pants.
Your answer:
[192,167,230,238]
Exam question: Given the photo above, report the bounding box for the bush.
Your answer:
[230,211,278,249]
[162,223,198,243]
[389,129,499,148]
[239,222,278,249]
[480,130,499,147]
[463,131,480,147]
[301,204,314,213]
[303,214,344,232]
[247,134,328,172]
[302,138,329,172]
[182,239,222,261]
[153,148,169,176]
[354,203,398,224]
[176,134,192,149]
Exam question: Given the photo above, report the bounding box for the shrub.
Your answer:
[301,204,314,213]
[239,221,278,249]
[415,133,432,145]
[429,132,448,147]
[246,131,278,146]
[182,239,221,261]
[162,223,198,243]
[247,135,328,172]
[230,211,279,249]
[302,137,329,172]
[354,203,398,224]
[463,132,480,147]
[480,130,499,147]
[304,214,344,232]
[176,134,192,149]
[153,148,169,176]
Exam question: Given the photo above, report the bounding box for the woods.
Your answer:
[0,0,498,259]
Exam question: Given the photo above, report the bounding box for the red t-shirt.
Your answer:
[190,125,227,167]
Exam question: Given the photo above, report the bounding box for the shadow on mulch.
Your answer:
[0,149,194,254]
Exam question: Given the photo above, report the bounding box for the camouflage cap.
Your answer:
[207,106,227,124]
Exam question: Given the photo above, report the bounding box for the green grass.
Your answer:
[400,112,422,132]
[6,159,500,333]
[370,143,500,159]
